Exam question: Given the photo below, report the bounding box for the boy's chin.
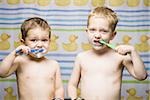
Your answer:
[92,45,103,50]
[29,53,45,59]
[35,53,44,58]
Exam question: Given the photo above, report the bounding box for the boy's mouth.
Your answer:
[29,48,47,58]
[93,40,103,46]
[99,40,116,49]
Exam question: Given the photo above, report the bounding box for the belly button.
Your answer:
[26,76,30,79]
[50,77,54,81]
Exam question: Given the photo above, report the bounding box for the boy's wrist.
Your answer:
[11,50,19,57]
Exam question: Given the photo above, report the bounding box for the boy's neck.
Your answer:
[91,47,112,55]
[28,55,46,62]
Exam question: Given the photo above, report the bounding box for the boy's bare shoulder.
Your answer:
[47,59,59,64]
[15,55,28,63]
[76,50,91,59]
[47,59,60,68]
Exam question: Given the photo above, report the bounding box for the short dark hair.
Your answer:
[21,17,51,40]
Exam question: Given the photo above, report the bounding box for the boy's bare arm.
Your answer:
[116,45,147,80]
[0,45,30,77]
[68,55,81,99]
[54,61,64,99]
[0,50,19,77]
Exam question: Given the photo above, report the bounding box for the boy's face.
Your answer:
[86,16,116,50]
[24,27,50,57]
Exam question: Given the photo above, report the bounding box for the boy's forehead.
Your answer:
[27,28,49,37]
[88,16,111,30]
[28,27,48,33]
[89,16,107,23]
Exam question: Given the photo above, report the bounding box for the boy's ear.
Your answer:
[20,39,25,43]
[85,28,88,33]
[110,31,116,40]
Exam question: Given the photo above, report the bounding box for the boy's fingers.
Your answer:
[15,46,31,55]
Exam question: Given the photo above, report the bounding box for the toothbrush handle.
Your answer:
[15,49,23,55]
[16,48,44,55]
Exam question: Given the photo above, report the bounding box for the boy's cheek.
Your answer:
[102,35,111,40]
[24,41,33,46]
[26,43,35,48]
[44,44,50,51]
[45,46,49,51]
[88,38,94,44]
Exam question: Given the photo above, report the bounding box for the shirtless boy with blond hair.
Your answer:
[68,7,147,100]
[0,17,64,100]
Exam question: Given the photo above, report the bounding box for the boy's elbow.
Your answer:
[0,70,10,78]
[67,82,72,91]
[0,73,8,78]
[141,73,148,80]
[55,87,64,99]
[135,73,148,81]
[68,81,77,90]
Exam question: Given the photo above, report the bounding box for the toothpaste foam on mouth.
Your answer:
[30,48,46,58]
[30,48,45,53]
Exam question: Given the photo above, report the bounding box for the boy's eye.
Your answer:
[100,29,109,33]
[89,28,96,33]
[30,39,37,42]
[42,39,48,42]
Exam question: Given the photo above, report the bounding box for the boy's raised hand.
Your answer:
[15,45,31,56]
[115,45,135,55]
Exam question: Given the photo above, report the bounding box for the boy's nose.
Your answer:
[94,33,101,39]
[36,41,43,47]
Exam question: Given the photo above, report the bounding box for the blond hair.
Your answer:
[87,6,118,32]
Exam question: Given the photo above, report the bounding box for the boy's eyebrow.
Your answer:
[88,27,109,30]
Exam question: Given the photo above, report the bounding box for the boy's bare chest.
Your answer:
[81,56,122,74]
[17,61,55,79]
